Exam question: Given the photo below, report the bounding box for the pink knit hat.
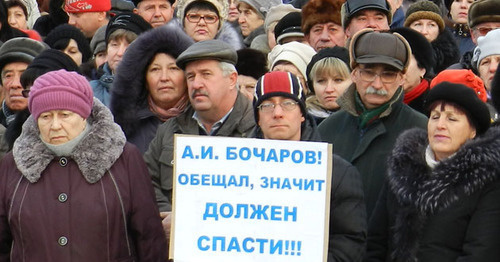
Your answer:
[28,70,94,120]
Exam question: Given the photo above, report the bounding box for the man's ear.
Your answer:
[229,71,238,90]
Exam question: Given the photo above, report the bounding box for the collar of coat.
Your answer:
[12,98,126,184]
[388,127,500,215]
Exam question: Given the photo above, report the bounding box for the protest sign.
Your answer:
[170,135,332,262]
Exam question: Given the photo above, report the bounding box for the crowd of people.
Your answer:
[1,0,500,261]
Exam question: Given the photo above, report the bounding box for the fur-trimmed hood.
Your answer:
[111,23,194,137]
[12,98,126,184]
[387,127,500,261]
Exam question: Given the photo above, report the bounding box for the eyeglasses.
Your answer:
[185,13,219,24]
[473,26,500,36]
[22,89,30,98]
[358,69,399,84]
[258,100,299,113]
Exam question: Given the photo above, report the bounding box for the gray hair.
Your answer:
[218,61,237,77]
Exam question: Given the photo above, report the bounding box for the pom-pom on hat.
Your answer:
[64,0,111,13]
[425,81,490,135]
[430,69,487,102]
[28,70,94,120]
[254,71,306,121]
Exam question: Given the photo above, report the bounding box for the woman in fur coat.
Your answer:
[0,70,167,261]
[366,82,500,262]
[111,23,194,153]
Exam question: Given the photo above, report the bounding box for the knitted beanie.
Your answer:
[29,69,94,120]
[473,29,500,68]
[425,81,490,135]
[44,24,92,63]
[468,0,500,28]
[238,0,282,19]
[404,1,445,32]
[105,12,152,43]
[305,46,350,90]
[64,0,111,13]
[302,0,345,34]
[254,71,306,122]
[177,0,228,29]
[430,69,487,102]
[236,48,268,80]
[268,41,317,82]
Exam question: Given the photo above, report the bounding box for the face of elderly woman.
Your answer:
[427,103,476,161]
[146,53,187,108]
[183,8,220,42]
[38,110,87,145]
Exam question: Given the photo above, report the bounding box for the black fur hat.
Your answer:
[391,27,435,78]
[236,48,268,80]
[490,65,500,114]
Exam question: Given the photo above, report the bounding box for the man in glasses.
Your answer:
[449,0,500,72]
[251,71,367,261]
[318,29,427,217]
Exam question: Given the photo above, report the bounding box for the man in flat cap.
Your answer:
[144,39,255,213]
[318,29,427,217]
[341,0,392,39]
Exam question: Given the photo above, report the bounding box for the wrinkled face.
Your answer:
[63,39,83,66]
[345,9,389,38]
[313,74,351,110]
[8,6,27,30]
[1,62,28,112]
[272,62,308,94]
[106,37,131,73]
[306,22,346,51]
[67,11,106,38]
[427,103,476,161]
[134,0,174,28]
[351,64,404,109]
[146,53,187,108]
[403,54,426,92]
[238,2,264,37]
[450,0,474,24]
[185,59,237,113]
[227,0,240,22]
[258,96,305,141]
[183,8,220,42]
[478,54,500,91]
[237,74,257,101]
[409,19,440,42]
[38,110,87,145]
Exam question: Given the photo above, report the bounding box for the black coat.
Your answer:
[431,29,460,74]
[366,127,500,262]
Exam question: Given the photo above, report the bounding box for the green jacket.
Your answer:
[318,85,428,217]
[144,93,256,212]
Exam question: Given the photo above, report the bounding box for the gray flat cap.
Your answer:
[176,40,237,70]
[0,38,48,72]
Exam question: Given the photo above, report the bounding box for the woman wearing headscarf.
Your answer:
[366,82,500,261]
[111,23,194,153]
[0,70,167,261]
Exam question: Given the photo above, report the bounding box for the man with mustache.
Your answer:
[144,39,255,213]
[318,29,428,217]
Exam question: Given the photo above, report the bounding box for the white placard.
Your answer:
[171,135,332,262]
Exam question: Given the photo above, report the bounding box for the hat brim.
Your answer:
[356,55,404,71]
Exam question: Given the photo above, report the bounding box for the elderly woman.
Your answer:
[176,0,244,50]
[305,46,351,124]
[111,23,194,154]
[366,82,500,261]
[0,70,167,261]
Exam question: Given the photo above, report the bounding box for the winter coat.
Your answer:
[90,63,114,107]
[447,24,476,57]
[111,24,194,153]
[0,99,167,261]
[252,114,367,262]
[243,25,265,47]
[0,125,6,160]
[144,93,256,212]
[366,127,500,262]
[431,28,460,74]
[318,85,428,217]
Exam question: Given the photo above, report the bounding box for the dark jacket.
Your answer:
[318,85,428,217]
[252,114,367,262]
[0,99,167,261]
[144,92,256,212]
[431,28,460,74]
[111,24,194,153]
[366,127,500,262]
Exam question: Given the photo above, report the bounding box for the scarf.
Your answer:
[355,87,403,129]
[148,94,189,122]
[2,100,16,126]
[404,79,429,105]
